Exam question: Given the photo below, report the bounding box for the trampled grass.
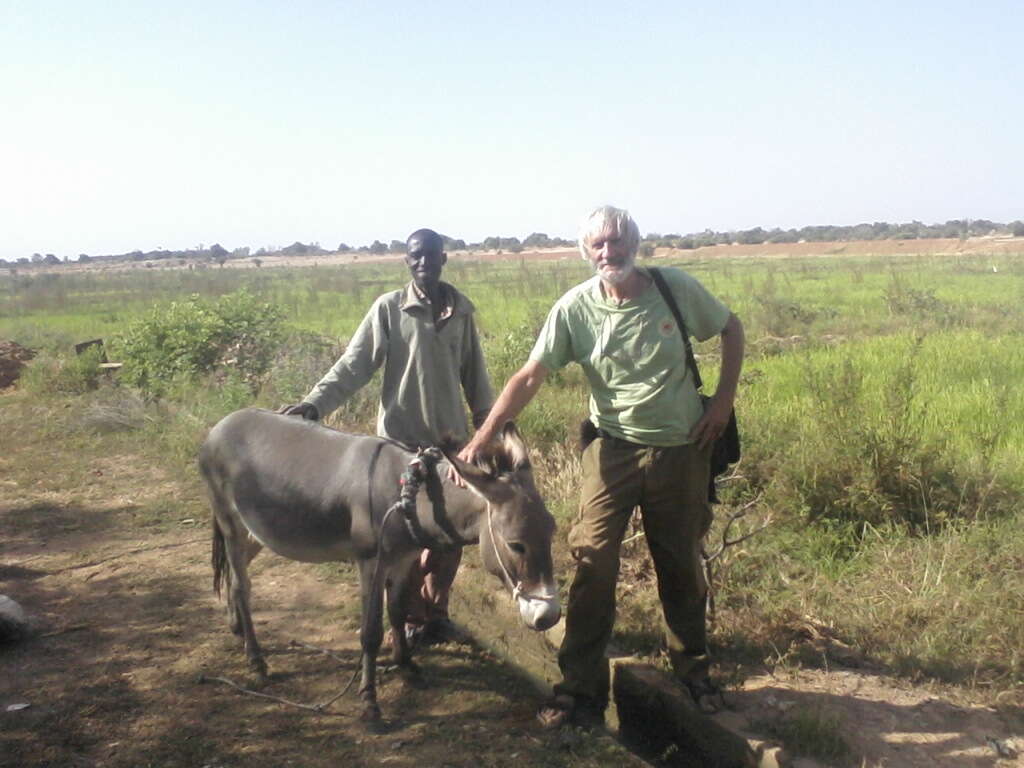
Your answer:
[3,247,1023,700]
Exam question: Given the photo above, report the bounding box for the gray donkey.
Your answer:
[198,408,560,723]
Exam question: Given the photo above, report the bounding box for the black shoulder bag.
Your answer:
[649,268,740,503]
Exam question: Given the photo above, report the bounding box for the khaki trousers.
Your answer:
[554,436,713,709]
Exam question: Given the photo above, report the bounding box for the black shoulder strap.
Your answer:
[649,267,703,391]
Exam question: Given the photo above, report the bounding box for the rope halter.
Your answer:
[385,446,445,548]
[484,499,557,605]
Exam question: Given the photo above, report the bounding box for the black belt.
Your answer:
[594,428,646,446]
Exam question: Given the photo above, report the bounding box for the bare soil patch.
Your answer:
[0,341,35,389]
[722,669,1022,767]
[0,393,628,768]
[654,235,1024,261]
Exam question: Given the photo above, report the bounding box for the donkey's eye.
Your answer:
[507,541,526,555]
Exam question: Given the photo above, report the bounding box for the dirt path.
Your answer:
[0,395,632,768]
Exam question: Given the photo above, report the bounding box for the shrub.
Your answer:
[259,331,344,407]
[20,345,105,395]
[115,290,284,396]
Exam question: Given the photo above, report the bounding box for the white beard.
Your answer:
[596,254,636,285]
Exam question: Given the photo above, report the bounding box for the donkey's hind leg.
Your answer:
[227,535,263,636]
[217,514,267,679]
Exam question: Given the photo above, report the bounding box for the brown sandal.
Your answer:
[537,694,576,729]
[537,694,606,730]
[681,676,725,715]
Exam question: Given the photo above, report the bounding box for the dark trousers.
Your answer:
[554,436,713,709]
[405,547,462,626]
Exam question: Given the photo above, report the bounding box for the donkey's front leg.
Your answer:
[357,558,384,725]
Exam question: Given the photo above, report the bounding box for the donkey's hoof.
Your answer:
[399,663,427,689]
[359,703,383,727]
[249,658,269,681]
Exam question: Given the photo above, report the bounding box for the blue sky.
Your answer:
[2,0,1021,260]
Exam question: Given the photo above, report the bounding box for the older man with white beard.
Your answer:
[459,205,745,729]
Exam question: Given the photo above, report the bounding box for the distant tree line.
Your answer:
[646,219,1024,250]
[4,220,1022,268]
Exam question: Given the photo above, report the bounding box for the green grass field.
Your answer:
[3,248,1023,701]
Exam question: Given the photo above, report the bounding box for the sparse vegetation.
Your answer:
[19,343,104,395]
[759,706,850,763]
[3,243,1024,711]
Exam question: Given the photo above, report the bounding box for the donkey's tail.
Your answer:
[211,519,231,598]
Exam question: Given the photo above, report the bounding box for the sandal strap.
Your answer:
[537,695,576,729]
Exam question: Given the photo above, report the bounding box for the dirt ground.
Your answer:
[722,669,1022,766]
[0,394,633,768]
[1,390,1022,768]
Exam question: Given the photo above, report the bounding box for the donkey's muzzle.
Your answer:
[518,594,561,631]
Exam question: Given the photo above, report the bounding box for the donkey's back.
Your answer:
[199,408,403,562]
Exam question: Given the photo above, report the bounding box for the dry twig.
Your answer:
[200,639,361,713]
[198,674,336,713]
[703,495,772,624]
[703,495,771,564]
[198,673,359,715]
[39,624,90,638]
[288,639,361,709]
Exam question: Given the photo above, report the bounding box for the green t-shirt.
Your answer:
[529,267,730,446]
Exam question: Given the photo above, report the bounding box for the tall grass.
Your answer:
[737,331,1024,529]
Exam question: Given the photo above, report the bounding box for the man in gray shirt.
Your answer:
[283,228,493,644]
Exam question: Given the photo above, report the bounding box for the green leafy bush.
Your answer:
[115,290,284,396]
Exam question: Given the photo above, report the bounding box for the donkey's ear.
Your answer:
[441,450,507,499]
[500,421,531,471]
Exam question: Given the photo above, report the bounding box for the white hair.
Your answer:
[577,205,641,261]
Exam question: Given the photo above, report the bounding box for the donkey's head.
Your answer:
[446,423,560,631]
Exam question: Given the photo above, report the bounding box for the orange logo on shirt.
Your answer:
[659,319,676,337]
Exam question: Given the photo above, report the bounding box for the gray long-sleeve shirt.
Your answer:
[304,281,493,447]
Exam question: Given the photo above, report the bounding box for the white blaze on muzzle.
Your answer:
[481,499,561,630]
[515,582,561,631]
